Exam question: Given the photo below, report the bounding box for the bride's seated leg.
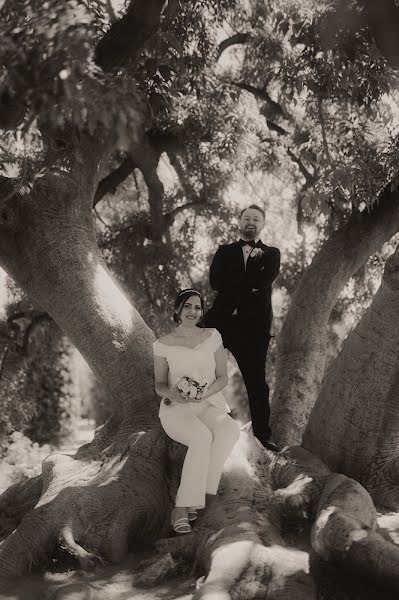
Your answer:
[161,405,213,510]
[199,407,240,495]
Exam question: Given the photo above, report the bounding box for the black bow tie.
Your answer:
[239,239,260,248]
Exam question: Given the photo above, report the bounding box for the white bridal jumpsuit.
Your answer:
[153,329,240,508]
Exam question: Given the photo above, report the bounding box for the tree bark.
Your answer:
[0,167,157,448]
[271,190,399,447]
[303,241,399,509]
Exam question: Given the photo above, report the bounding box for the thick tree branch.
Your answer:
[232,80,291,137]
[264,119,289,136]
[165,201,205,225]
[217,32,252,59]
[165,153,208,225]
[287,148,316,187]
[129,142,166,240]
[94,129,190,209]
[168,154,195,199]
[95,0,166,71]
[272,182,399,447]
[93,158,136,207]
[147,130,186,154]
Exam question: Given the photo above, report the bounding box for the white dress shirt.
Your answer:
[242,238,260,268]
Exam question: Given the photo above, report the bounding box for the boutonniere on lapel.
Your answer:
[249,247,264,261]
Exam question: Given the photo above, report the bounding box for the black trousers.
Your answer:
[221,318,272,444]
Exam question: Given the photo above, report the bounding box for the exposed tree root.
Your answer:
[0,475,43,539]
[311,473,399,591]
[0,429,172,576]
[166,434,318,600]
[3,429,399,599]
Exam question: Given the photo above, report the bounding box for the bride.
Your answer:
[153,288,240,534]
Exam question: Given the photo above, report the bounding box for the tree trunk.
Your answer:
[271,190,399,448]
[0,167,157,449]
[303,242,399,509]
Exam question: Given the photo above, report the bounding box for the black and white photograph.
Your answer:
[1,1,399,598]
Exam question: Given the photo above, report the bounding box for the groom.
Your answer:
[202,204,280,451]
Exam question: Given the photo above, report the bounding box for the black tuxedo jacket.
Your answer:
[203,241,280,333]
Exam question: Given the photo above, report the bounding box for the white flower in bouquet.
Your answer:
[179,378,190,394]
[188,384,198,398]
[177,376,207,401]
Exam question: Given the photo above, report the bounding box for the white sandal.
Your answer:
[171,516,192,534]
[188,509,198,521]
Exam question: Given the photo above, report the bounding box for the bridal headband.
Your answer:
[176,289,201,298]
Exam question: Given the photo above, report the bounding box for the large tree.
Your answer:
[3,1,399,599]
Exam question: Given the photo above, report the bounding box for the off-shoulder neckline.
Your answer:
[155,328,217,351]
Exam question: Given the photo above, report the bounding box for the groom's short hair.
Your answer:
[240,204,265,219]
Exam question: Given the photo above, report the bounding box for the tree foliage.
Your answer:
[0,285,80,450]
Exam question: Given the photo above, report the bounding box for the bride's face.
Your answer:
[179,295,203,327]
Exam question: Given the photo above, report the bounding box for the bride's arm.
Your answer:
[201,345,228,400]
[154,355,186,403]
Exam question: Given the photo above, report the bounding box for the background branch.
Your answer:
[165,200,205,225]
[93,159,137,207]
[129,143,166,240]
[287,149,316,187]
[233,81,286,119]
[217,33,252,59]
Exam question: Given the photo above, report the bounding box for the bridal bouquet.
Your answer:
[177,376,207,401]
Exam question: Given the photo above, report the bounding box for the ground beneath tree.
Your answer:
[0,420,201,600]
[0,550,198,600]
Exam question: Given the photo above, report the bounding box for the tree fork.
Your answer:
[271,188,399,447]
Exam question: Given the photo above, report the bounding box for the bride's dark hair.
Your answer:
[173,289,204,324]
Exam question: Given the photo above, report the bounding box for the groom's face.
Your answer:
[239,208,265,240]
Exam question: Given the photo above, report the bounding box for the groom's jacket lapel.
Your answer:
[231,241,246,276]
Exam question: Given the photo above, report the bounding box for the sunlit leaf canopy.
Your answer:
[222,0,399,220]
[1,0,398,204]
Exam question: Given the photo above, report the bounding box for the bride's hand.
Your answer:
[167,386,186,404]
